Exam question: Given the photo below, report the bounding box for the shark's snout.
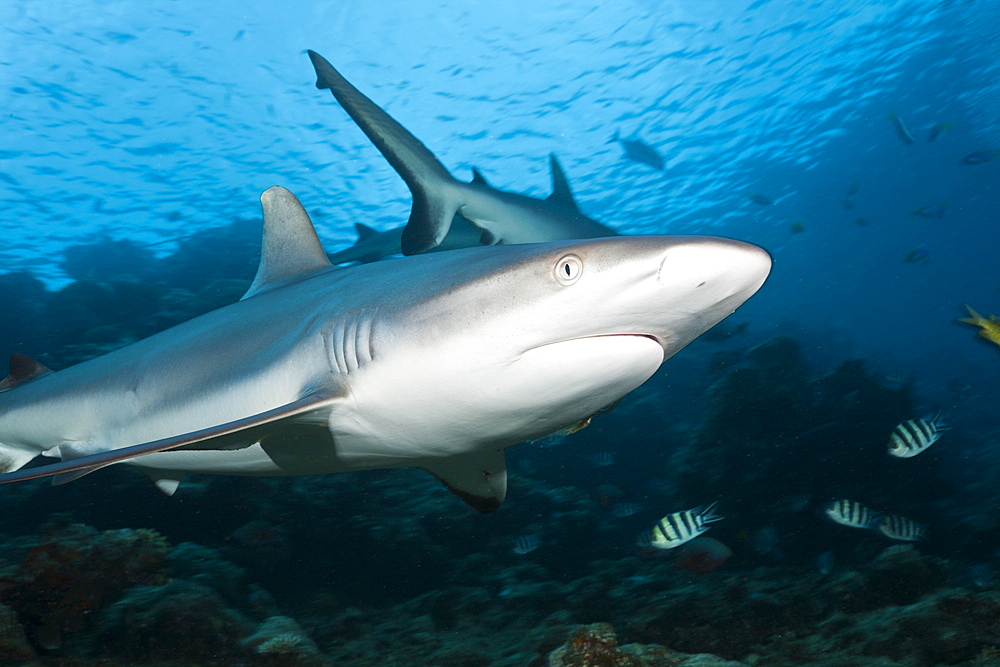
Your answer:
[657,237,772,297]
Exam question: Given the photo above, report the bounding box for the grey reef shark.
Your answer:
[0,186,769,510]
[307,50,618,257]
[0,52,771,512]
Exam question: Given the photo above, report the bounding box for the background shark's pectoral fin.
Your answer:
[0,390,344,486]
[422,448,508,513]
[401,190,458,255]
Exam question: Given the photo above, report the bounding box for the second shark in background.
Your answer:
[307,50,618,257]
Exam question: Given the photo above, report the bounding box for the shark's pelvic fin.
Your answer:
[546,154,579,211]
[140,468,185,495]
[0,354,52,392]
[0,390,343,486]
[307,50,460,257]
[243,186,333,300]
[422,448,508,513]
[354,222,379,242]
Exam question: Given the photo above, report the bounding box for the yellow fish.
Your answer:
[959,305,1000,347]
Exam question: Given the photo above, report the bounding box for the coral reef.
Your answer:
[0,245,997,666]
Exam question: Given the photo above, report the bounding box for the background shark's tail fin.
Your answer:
[308,50,462,255]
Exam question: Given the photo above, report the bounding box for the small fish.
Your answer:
[875,514,926,541]
[816,551,835,575]
[883,372,910,389]
[790,220,806,234]
[595,483,626,507]
[961,149,1000,165]
[927,122,953,142]
[902,247,931,264]
[888,414,948,458]
[610,130,664,170]
[647,502,722,550]
[699,320,749,343]
[947,378,978,401]
[840,182,859,210]
[888,111,915,144]
[512,534,542,555]
[824,499,877,529]
[747,193,775,206]
[958,305,1000,347]
[747,526,781,557]
[853,217,870,227]
[588,451,616,467]
[968,563,991,588]
[610,502,642,518]
[911,203,948,219]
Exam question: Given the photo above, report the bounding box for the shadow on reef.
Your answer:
[0,231,996,665]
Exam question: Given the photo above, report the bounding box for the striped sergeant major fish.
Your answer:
[824,499,878,530]
[888,414,948,458]
[875,514,926,542]
[648,502,722,550]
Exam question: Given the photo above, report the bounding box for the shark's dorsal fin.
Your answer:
[422,448,508,513]
[546,154,579,211]
[354,222,379,242]
[0,354,52,392]
[471,168,491,188]
[243,186,333,300]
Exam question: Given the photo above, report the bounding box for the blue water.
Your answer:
[1,2,1000,663]
[3,1,998,383]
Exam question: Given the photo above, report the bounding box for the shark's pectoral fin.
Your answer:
[0,390,344,486]
[422,448,508,513]
[401,191,458,255]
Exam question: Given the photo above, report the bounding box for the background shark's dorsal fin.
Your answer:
[471,168,491,188]
[243,186,333,300]
[546,154,580,211]
[354,222,379,242]
[422,449,508,513]
[0,354,52,392]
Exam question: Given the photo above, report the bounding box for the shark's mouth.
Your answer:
[528,333,665,355]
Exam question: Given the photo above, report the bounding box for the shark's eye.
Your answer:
[554,254,583,285]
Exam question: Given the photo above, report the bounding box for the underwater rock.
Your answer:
[60,237,157,283]
[835,544,948,613]
[0,602,36,661]
[755,587,1000,666]
[547,622,641,667]
[241,614,325,666]
[0,522,170,651]
[546,623,743,667]
[0,271,48,361]
[95,579,253,663]
[168,541,255,613]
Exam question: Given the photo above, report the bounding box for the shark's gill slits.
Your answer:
[326,309,376,375]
